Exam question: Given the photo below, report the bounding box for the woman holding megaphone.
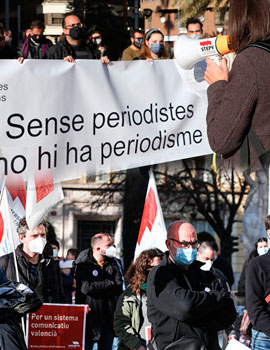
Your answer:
[205,0,270,170]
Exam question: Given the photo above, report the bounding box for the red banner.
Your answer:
[27,303,86,349]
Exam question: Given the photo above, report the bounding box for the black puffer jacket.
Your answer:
[74,249,123,340]
[0,244,65,303]
[147,252,236,350]
[45,38,94,59]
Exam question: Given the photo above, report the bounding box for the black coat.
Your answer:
[0,244,65,303]
[74,249,123,340]
[147,252,236,350]
[45,37,94,59]
[246,250,270,337]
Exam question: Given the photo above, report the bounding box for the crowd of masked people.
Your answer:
[1,214,270,350]
[0,15,207,62]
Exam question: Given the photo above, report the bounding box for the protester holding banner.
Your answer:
[205,0,270,169]
[45,13,109,64]
[75,233,123,350]
[137,28,169,61]
[0,217,65,304]
[114,248,163,350]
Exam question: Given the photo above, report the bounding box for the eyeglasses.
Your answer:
[65,22,83,29]
[169,238,200,249]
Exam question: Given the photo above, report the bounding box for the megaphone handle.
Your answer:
[209,55,222,66]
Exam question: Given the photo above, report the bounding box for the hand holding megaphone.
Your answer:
[174,35,232,70]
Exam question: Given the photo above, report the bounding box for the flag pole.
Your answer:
[1,182,26,338]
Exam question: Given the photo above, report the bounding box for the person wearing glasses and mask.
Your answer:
[45,13,109,64]
[147,220,236,350]
[17,20,53,63]
[114,248,163,350]
[88,30,109,59]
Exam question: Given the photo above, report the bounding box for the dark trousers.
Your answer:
[85,326,114,350]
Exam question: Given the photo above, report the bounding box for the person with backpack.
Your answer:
[205,0,270,170]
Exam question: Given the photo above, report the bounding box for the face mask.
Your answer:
[200,260,213,271]
[31,34,44,43]
[172,246,197,266]
[141,282,147,291]
[150,43,163,54]
[257,247,268,256]
[69,26,83,40]
[104,245,116,258]
[52,249,58,258]
[28,236,47,254]
[188,34,203,40]
[134,38,143,49]
[95,38,102,45]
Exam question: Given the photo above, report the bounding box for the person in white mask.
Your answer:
[75,232,123,350]
[197,240,230,292]
[186,17,203,40]
[0,216,65,304]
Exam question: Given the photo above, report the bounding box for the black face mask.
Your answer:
[69,26,83,40]
[32,34,44,43]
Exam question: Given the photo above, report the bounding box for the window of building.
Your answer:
[77,220,116,251]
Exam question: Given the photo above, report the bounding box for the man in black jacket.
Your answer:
[75,233,123,350]
[45,13,109,64]
[246,215,270,349]
[147,220,236,350]
[0,217,65,304]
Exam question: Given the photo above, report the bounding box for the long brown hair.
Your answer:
[229,0,270,53]
[125,248,163,294]
[140,28,169,59]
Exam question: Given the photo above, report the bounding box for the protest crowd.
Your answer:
[1,0,270,349]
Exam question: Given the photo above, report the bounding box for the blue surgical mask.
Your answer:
[150,43,163,54]
[134,37,143,49]
[172,246,197,266]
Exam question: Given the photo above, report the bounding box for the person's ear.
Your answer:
[165,239,171,250]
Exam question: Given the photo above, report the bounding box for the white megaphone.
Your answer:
[174,35,232,70]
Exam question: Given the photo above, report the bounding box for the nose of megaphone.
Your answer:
[174,35,232,70]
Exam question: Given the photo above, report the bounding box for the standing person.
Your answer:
[45,13,109,64]
[246,216,270,349]
[205,0,270,169]
[147,220,236,350]
[186,17,203,39]
[89,30,109,59]
[121,29,144,61]
[114,248,163,350]
[138,28,169,61]
[60,248,80,304]
[0,27,16,58]
[75,233,123,350]
[0,217,65,304]
[17,20,53,63]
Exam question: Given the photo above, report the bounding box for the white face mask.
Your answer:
[200,259,213,271]
[95,38,102,45]
[188,34,203,40]
[28,236,47,254]
[52,249,58,258]
[257,247,268,256]
[105,245,116,258]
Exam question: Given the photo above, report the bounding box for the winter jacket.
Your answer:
[45,37,94,60]
[0,267,42,350]
[74,248,123,341]
[114,286,146,350]
[147,252,236,350]
[17,36,53,59]
[246,250,270,337]
[0,244,65,303]
[206,41,270,167]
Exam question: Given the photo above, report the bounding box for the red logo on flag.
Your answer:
[137,188,157,245]
[35,172,54,203]
[5,175,26,209]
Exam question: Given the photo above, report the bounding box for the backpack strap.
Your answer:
[239,40,270,53]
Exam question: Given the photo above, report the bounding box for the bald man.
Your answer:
[147,220,236,350]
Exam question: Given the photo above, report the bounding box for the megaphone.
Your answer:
[174,35,232,70]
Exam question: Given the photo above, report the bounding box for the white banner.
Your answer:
[0,59,212,183]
